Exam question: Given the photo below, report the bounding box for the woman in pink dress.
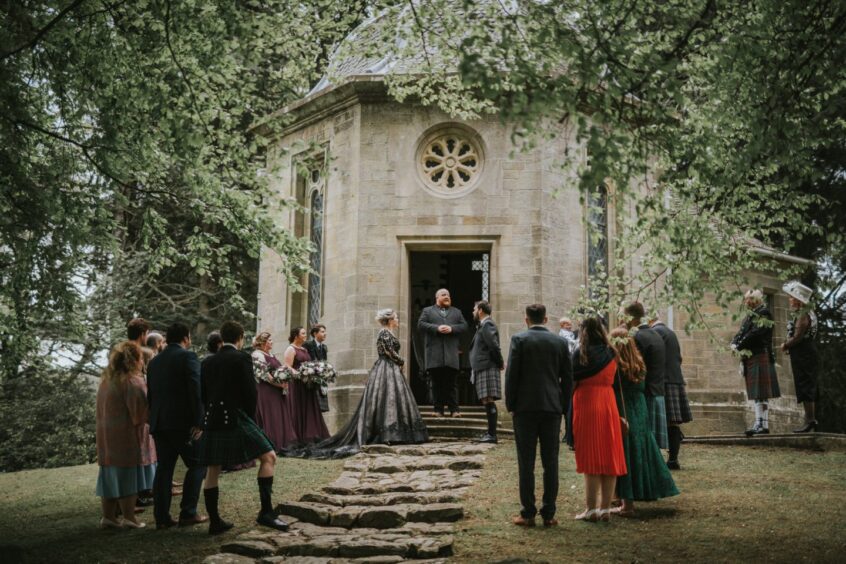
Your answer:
[284,327,330,445]
[252,332,299,451]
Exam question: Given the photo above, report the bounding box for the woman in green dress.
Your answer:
[610,327,679,517]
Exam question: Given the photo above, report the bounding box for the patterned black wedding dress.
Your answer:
[284,328,428,459]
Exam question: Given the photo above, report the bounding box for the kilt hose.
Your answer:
[199,410,274,467]
[472,367,502,401]
[743,352,781,401]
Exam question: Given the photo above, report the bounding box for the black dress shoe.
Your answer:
[793,420,818,433]
[666,460,681,470]
[257,513,289,531]
[156,517,178,530]
[746,427,769,436]
[208,519,234,536]
[477,433,498,444]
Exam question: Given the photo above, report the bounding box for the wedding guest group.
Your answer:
[469,300,505,444]
[732,289,780,436]
[506,304,572,527]
[781,281,820,433]
[418,288,469,418]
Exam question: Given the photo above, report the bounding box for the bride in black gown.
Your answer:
[283,308,428,459]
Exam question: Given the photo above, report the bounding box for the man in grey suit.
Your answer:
[417,288,468,417]
[505,304,572,527]
[469,300,504,443]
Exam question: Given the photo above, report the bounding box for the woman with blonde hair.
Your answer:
[571,316,627,522]
[253,331,298,450]
[95,341,157,529]
[609,327,678,517]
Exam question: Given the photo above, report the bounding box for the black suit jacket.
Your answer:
[469,317,504,371]
[304,339,327,361]
[634,324,667,397]
[505,326,572,414]
[417,305,468,371]
[200,345,258,429]
[651,322,686,386]
[731,305,774,356]
[147,343,203,433]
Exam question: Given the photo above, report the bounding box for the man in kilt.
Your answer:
[625,302,669,450]
[199,321,289,535]
[732,289,780,436]
[470,300,505,443]
[650,313,693,470]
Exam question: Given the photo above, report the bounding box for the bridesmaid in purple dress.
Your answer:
[284,327,330,445]
[252,332,299,451]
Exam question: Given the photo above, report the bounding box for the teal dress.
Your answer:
[617,375,679,501]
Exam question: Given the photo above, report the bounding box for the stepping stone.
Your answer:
[220,540,275,558]
[203,555,256,564]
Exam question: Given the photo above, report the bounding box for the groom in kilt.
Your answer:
[198,321,289,534]
[732,289,780,436]
[470,300,505,443]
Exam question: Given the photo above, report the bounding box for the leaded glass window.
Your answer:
[587,184,609,296]
[306,167,324,327]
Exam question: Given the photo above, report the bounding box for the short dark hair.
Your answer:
[310,324,326,337]
[165,322,191,344]
[127,318,151,341]
[288,326,304,343]
[220,321,244,344]
[206,330,223,353]
[624,302,645,320]
[475,300,492,315]
[525,303,546,325]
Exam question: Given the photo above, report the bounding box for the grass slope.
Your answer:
[0,444,844,563]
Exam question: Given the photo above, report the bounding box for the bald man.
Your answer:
[418,289,469,417]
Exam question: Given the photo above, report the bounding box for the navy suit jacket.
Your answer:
[147,343,203,433]
[505,326,573,414]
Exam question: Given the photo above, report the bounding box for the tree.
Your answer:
[1,0,366,378]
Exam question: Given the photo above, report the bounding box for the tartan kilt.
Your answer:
[199,410,274,467]
[472,367,502,400]
[646,395,669,450]
[664,383,693,425]
[743,352,781,401]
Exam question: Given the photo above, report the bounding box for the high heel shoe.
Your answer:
[598,509,611,522]
[99,517,124,530]
[574,509,599,522]
[793,420,818,433]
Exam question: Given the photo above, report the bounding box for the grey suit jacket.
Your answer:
[417,305,468,371]
[469,317,504,371]
[651,322,686,386]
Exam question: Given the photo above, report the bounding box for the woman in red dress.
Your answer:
[284,327,330,445]
[571,316,627,522]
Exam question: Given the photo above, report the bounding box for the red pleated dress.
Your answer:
[572,358,627,476]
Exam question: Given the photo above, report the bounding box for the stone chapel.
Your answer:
[255,16,808,437]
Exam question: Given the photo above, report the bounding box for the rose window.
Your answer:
[417,127,484,195]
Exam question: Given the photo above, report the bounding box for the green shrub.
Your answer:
[817,331,846,434]
[0,370,97,472]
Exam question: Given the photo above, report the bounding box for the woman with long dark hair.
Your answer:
[571,316,627,522]
[609,327,678,517]
[284,326,329,445]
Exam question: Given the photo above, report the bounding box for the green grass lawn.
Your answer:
[0,444,844,563]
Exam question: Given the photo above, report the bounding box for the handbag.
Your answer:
[616,370,630,436]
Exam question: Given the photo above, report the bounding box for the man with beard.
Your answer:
[418,288,468,418]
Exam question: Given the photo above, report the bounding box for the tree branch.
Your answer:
[0,0,88,61]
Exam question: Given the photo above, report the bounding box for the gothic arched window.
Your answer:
[587,184,609,297]
[306,168,324,327]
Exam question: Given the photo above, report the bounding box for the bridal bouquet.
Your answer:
[253,358,295,393]
[295,360,337,388]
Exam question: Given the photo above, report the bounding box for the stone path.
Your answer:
[204,442,496,564]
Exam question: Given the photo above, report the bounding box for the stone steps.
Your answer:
[417,406,514,440]
[685,432,846,452]
[207,442,496,563]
